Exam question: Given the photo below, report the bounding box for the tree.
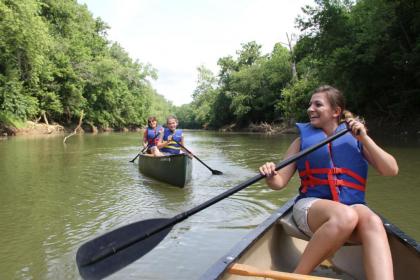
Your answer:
[295,0,420,124]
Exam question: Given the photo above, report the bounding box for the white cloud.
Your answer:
[78,0,315,105]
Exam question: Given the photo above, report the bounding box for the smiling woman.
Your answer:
[157,116,184,154]
[143,116,164,157]
[259,85,398,278]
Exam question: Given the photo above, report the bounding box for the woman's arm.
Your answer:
[180,134,184,146]
[156,135,166,149]
[143,130,148,146]
[347,119,398,176]
[259,138,300,190]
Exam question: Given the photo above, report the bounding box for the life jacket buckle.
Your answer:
[331,167,343,175]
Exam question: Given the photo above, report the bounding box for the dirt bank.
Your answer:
[0,121,143,137]
[0,121,65,136]
[219,122,297,134]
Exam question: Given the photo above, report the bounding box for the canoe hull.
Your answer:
[202,198,420,279]
[138,154,192,187]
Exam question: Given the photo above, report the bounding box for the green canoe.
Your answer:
[138,153,193,187]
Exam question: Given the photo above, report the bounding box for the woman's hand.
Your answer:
[259,161,285,189]
[258,138,300,190]
[259,162,278,177]
[346,118,367,139]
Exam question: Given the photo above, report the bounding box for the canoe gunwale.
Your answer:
[138,153,189,160]
[380,215,420,255]
[200,198,295,279]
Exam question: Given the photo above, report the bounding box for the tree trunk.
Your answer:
[63,111,84,144]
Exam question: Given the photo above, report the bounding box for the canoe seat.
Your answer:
[278,210,311,241]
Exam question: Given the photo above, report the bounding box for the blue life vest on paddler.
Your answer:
[161,128,183,154]
[295,122,368,205]
[146,126,162,147]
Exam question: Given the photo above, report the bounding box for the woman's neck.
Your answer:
[322,122,339,136]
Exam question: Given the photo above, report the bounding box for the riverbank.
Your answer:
[0,121,141,137]
[0,121,65,137]
[220,120,420,137]
[219,122,297,134]
[1,119,419,138]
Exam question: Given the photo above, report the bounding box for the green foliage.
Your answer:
[295,0,420,122]
[236,41,262,66]
[2,0,418,131]
[148,90,174,127]
[277,76,320,122]
[189,41,294,127]
[0,112,25,128]
[183,0,419,129]
[190,65,219,127]
[174,104,201,128]
[190,0,420,129]
[0,73,39,119]
[0,0,166,130]
[228,62,264,121]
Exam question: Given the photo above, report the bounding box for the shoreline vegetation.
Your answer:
[1,119,419,138]
[1,1,418,140]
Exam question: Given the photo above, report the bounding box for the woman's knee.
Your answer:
[308,201,358,234]
[324,208,358,235]
[358,212,384,233]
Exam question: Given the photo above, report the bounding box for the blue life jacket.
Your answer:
[161,128,183,154]
[296,122,368,205]
[146,126,162,147]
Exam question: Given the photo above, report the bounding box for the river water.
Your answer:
[0,131,419,279]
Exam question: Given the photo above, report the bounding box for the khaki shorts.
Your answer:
[292,198,320,237]
[292,197,365,237]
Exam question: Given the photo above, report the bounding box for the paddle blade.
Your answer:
[129,154,139,163]
[76,218,172,280]
[212,170,223,175]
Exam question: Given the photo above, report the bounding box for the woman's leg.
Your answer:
[294,199,358,274]
[349,205,394,280]
[151,146,163,157]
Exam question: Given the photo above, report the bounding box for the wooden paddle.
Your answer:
[172,139,223,175]
[76,127,350,279]
[129,130,161,163]
[228,263,337,280]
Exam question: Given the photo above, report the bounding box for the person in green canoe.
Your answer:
[157,115,185,155]
[259,85,398,279]
[143,116,164,157]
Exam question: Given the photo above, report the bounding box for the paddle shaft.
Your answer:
[175,127,350,220]
[89,127,350,265]
[129,146,148,163]
[172,139,222,174]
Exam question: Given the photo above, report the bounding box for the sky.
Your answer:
[78,0,315,105]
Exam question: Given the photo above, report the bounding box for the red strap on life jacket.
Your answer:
[299,160,366,202]
[299,167,366,185]
[147,128,160,145]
